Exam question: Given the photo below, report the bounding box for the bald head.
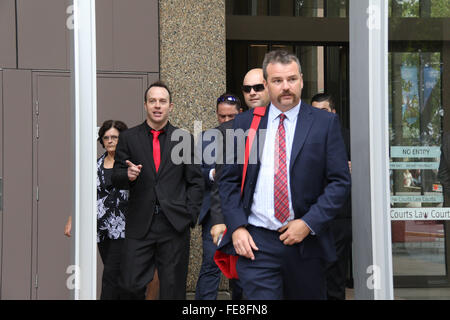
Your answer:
[242,68,270,109]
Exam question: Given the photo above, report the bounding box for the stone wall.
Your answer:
[159,0,228,296]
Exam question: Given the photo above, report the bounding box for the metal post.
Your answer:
[72,0,97,300]
[349,0,394,299]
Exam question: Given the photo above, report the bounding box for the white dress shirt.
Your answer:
[248,102,300,231]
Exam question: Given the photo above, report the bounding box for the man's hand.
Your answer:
[210,223,226,245]
[232,227,259,260]
[278,219,311,246]
[348,161,352,174]
[126,160,143,181]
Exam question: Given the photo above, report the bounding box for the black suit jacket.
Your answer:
[335,126,351,220]
[197,130,216,225]
[208,120,234,227]
[112,121,204,239]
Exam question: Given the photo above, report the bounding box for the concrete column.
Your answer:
[159,0,227,295]
[72,0,97,300]
[349,0,394,300]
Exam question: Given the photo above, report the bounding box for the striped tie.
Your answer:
[274,113,289,223]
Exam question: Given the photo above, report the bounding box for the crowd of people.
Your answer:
[65,49,352,300]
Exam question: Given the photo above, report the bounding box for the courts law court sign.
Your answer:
[390,146,446,221]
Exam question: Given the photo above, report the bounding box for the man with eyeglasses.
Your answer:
[196,93,242,300]
[242,68,270,109]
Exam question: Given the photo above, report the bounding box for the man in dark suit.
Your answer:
[311,93,352,300]
[195,93,241,300]
[112,81,204,300]
[218,50,351,299]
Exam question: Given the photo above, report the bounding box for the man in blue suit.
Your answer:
[195,93,241,300]
[218,50,351,299]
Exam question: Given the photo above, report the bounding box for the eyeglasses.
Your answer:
[217,96,238,104]
[242,84,265,93]
[102,135,119,142]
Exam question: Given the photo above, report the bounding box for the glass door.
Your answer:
[389,48,450,287]
[388,0,450,299]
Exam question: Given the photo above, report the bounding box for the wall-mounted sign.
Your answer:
[391,146,441,158]
[389,162,439,170]
[390,207,450,220]
[390,195,443,203]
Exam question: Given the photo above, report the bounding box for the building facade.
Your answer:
[0,0,449,299]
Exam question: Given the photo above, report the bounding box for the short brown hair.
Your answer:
[144,80,172,103]
[262,50,302,80]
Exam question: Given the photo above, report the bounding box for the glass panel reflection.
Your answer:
[390,0,450,18]
[226,0,348,17]
[390,50,445,277]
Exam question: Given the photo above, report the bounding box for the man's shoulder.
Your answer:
[216,119,234,132]
[233,108,265,128]
[305,102,338,123]
[120,122,145,138]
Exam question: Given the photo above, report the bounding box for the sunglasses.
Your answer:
[217,96,238,104]
[242,84,265,93]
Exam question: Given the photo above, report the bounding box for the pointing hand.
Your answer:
[126,160,143,181]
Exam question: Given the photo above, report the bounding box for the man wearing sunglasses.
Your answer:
[242,68,270,109]
[196,93,242,300]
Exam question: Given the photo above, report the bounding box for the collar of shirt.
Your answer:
[268,100,301,124]
[144,121,169,136]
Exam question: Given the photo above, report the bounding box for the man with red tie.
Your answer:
[218,50,351,299]
[112,81,204,299]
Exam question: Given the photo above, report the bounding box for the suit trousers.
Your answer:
[196,214,244,300]
[97,238,125,300]
[119,209,190,300]
[195,214,222,299]
[325,218,352,300]
[236,225,326,300]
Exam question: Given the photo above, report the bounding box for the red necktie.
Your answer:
[151,129,162,172]
[274,113,289,223]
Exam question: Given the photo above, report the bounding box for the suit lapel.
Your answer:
[290,101,313,172]
[256,108,269,163]
[137,122,157,176]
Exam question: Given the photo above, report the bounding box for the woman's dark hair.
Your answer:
[98,120,128,147]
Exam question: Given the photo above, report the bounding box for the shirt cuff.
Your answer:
[209,169,215,182]
[303,220,315,236]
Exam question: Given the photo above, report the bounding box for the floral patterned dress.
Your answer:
[97,153,128,243]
